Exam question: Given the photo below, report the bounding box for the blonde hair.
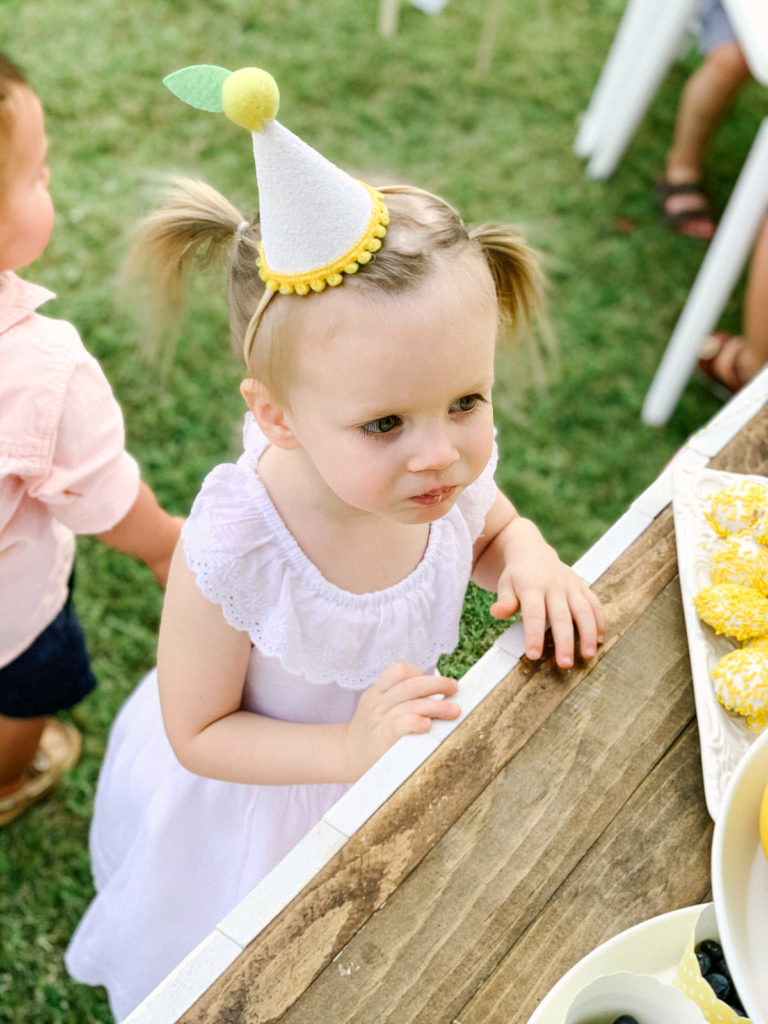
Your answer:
[0,54,29,195]
[128,177,548,398]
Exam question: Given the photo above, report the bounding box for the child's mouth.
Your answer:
[410,486,455,506]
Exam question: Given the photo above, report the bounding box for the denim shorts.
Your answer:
[0,572,98,718]
[698,0,736,54]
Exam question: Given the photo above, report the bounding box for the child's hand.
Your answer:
[343,662,460,779]
[489,535,604,669]
[146,516,186,587]
[97,482,184,589]
[474,496,604,670]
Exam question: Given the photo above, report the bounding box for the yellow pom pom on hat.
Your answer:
[221,67,280,131]
[163,64,388,296]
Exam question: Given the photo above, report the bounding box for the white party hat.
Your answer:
[163,65,389,295]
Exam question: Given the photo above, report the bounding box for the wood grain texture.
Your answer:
[457,722,712,1024]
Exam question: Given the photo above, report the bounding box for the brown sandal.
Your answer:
[697,332,750,396]
[0,719,81,827]
[655,176,716,240]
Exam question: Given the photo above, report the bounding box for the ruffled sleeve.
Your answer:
[180,418,498,689]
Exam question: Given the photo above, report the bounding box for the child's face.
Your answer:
[279,257,498,525]
[0,85,53,272]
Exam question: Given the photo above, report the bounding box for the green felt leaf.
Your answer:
[162,64,231,112]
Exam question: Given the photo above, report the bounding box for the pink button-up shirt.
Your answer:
[0,271,140,668]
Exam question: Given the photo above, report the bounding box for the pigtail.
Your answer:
[469,222,542,335]
[470,222,556,383]
[124,177,262,363]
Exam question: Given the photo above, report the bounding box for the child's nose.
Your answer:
[406,426,460,473]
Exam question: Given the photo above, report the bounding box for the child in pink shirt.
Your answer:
[0,53,183,827]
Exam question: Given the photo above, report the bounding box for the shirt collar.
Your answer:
[0,271,56,333]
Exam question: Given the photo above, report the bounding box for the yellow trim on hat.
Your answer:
[257,185,389,295]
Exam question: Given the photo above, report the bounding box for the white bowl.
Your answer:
[564,971,706,1024]
[527,906,704,1024]
[712,727,768,1024]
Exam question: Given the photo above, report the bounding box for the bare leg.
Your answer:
[667,41,751,179]
[0,714,47,796]
[663,41,751,236]
[738,215,768,378]
[699,217,768,389]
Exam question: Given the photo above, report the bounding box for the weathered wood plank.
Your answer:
[276,581,700,1024]
[457,722,712,1024]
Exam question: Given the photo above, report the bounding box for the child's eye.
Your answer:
[451,394,484,413]
[361,414,401,436]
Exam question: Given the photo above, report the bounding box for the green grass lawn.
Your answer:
[1,1,763,1020]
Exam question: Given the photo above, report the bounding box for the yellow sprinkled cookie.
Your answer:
[710,532,768,595]
[694,583,768,642]
[712,647,768,733]
[706,479,768,538]
[753,507,768,546]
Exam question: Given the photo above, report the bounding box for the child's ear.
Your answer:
[240,379,300,450]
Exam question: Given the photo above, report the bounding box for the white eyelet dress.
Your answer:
[66,415,498,1021]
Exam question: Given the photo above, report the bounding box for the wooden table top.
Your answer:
[135,385,768,1024]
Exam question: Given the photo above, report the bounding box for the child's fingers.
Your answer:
[512,573,604,670]
[387,672,459,706]
[550,587,605,666]
[517,590,547,660]
[545,592,577,668]
[587,588,606,644]
[489,580,520,620]
[375,661,428,692]
[373,664,459,713]
[569,591,600,660]
[489,596,520,620]
[393,695,461,737]
[349,667,460,775]
[382,672,461,733]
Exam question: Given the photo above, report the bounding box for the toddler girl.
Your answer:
[0,53,182,828]
[66,64,604,1019]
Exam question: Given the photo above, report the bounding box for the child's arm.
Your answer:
[96,481,184,587]
[157,546,460,786]
[472,490,605,669]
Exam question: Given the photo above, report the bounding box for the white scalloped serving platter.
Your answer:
[672,465,767,821]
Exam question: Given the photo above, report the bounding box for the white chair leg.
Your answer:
[473,0,503,76]
[585,0,699,180]
[379,0,400,37]
[641,116,768,426]
[575,0,660,159]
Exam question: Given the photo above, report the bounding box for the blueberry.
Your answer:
[699,939,724,964]
[696,950,712,975]
[705,971,731,1000]
[612,1017,639,1024]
